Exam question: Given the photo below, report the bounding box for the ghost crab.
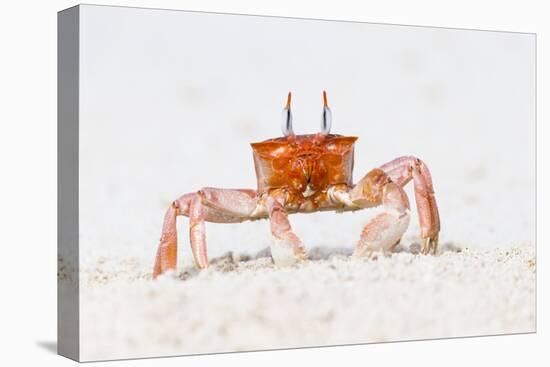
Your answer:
[153,91,440,278]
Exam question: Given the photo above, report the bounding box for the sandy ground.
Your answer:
[74,174,536,361]
[75,244,535,361]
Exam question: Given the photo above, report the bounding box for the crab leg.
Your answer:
[380,156,440,254]
[153,200,180,277]
[189,194,208,269]
[266,191,307,266]
[153,188,259,278]
[344,169,411,257]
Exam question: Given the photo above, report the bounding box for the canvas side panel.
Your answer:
[57,5,80,361]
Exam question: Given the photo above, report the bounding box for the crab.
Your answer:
[153,91,440,278]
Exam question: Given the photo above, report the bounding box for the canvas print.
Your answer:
[58,4,536,362]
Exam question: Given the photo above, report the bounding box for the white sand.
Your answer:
[76,245,535,360]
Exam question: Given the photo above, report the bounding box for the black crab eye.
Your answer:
[320,90,332,135]
[281,92,294,137]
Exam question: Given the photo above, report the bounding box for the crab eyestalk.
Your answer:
[281,91,294,137]
[320,90,332,135]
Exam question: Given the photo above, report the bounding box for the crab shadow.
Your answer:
[175,241,461,281]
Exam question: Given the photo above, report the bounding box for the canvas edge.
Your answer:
[57,4,80,362]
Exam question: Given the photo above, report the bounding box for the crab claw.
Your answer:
[266,192,307,266]
[271,231,307,267]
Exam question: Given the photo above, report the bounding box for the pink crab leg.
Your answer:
[153,201,180,277]
[153,188,259,278]
[265,191,307,266]
[380,156,440,254]
[345,169,411,257]
[189,194,208,270]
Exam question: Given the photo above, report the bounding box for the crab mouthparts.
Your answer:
[297,156,315,178]
[297,157,317,197]
[303,183,316,197]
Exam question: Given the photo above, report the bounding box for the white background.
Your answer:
[78,5,534,266]
[0,0,547,366]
